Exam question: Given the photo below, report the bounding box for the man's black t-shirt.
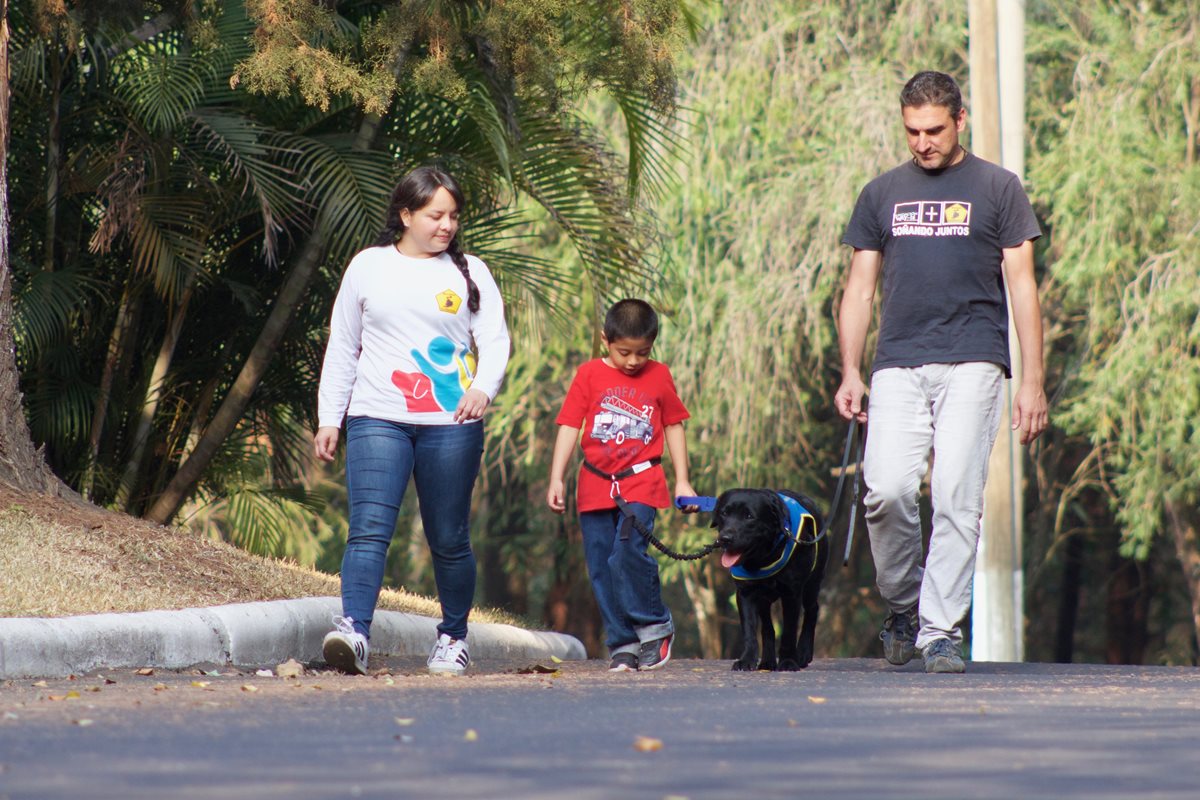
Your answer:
[841,151,1041,378]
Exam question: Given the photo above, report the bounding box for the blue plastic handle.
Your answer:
[674,495,717,513]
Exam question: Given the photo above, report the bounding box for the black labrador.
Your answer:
[713,488,829,671]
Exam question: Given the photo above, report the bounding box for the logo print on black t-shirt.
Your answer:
[891,201,971,237]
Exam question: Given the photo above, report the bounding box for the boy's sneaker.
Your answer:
[923,637,966,674]
[638,634,673,671]
[880,607,918,665]
[323,615,369,675]
[608,653,638,672]
[427,633,470,676]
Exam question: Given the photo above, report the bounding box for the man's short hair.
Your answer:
[900,71,963,117]
[604,298,659,342]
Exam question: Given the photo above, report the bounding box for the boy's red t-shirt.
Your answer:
[555,358,690,512]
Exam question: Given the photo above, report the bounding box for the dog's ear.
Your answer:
[768,492,789,531]
[711,491,729,529]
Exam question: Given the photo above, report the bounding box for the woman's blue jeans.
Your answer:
[579,503,674,656]
[341,416,484,641]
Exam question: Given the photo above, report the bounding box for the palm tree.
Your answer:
[8,1,686,546]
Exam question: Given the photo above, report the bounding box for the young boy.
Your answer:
[547,299,697,672]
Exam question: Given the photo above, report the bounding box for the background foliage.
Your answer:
[7,0,1198,664]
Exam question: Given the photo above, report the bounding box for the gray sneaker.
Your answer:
[879,608,918,665]
[923,637,965,674]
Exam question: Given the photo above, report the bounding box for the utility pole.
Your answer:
[969,0,1027,662]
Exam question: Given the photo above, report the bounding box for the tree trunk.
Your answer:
[1054,533,1084,662]
[682,561,724,658]
[83,282,138,500]
[116,275,196,511]
[1164,499,1200,662]
[0,1,60,495]
[1104,551,1149,665]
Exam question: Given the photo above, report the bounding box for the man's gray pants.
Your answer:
[863,362,1004,650]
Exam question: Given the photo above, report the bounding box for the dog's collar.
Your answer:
[730,494,817,581]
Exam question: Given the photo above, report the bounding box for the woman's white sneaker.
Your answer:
[323,615,369,675]
[427,633,470,676]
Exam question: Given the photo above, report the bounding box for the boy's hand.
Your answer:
[674,480,699,513]
[547,478,567,514]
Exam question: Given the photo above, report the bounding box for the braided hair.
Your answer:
[373,166,480,313]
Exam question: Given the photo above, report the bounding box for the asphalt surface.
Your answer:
[2,656,1199,799]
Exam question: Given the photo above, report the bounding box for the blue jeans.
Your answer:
[341,416,484,641]
[579,504,674,657]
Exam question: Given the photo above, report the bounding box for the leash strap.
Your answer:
[842,425,865,566]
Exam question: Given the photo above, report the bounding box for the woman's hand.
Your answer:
[314,426,340,462]
[454,388,491,423]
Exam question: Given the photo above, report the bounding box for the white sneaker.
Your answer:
[427,633,470,676]
[323,615,369,675]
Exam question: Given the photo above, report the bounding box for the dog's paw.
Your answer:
[777,657,805,671]
[731,658,757,671]
[756,659,777,672]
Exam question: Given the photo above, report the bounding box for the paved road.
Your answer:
[2,657,1198,799]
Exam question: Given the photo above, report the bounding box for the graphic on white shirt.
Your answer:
[891,201,971,237]
[389,335,477,413]
[590,394,655,446]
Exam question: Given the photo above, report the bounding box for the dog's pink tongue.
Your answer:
[721,551,742,569]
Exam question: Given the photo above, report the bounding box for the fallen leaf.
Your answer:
[134,669,154,676]
[3,712,19,720]
[633,736,663,752]
[463,729,479,742]
[394,718,415,727]
[74,719,95,727]
[153,683,168,691]
[255,669,274,678]
[384,677,395,686]
[807,696,827,704]
[395,734,414,744]
[550,655,563,664]
[31,681,47,688]
[103,679,117,685]
[276,660,305,679]
[241,685,259,693]
[47,695,67,702]
[66,690,80,699]
[204,670,222,677]
[516,664,558,675]
[87,687,102,693]
[190,681,211,688]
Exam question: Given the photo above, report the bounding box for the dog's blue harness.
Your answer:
[730,494,818,582]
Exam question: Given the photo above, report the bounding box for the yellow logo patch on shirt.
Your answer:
[436,289,462,314]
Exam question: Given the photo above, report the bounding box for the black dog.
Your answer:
[713,489,829,671]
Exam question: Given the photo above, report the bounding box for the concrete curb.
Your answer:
[0,597,586,679]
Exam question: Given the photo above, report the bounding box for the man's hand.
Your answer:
[1012,382,1048,445]
[834,375,869,424]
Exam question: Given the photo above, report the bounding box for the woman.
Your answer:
[314,166,510,675]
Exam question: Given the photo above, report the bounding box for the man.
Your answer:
[834,71,1048,674]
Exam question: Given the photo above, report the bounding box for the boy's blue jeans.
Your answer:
[579,503,674,657]
[341,416,484,641]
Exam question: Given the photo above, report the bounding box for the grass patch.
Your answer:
[0,484,517,626]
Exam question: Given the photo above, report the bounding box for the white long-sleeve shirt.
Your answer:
[317,245,511,427]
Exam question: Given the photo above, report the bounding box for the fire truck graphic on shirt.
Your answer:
[590,394,655,446]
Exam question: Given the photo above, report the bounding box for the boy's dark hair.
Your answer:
[900,71,963,118]
[604,298,659,342]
